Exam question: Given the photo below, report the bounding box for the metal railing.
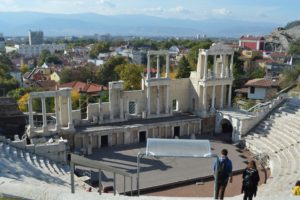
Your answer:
[70,154,133,196]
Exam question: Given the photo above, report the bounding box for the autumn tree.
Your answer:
[115,63,144,90]
[20,64,30,75]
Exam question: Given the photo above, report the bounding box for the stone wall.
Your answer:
[0,135,68,163]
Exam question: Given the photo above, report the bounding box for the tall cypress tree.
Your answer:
[176,56,191,78]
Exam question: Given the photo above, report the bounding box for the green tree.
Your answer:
[289,38,300,55]
[96,56,127,85]
[232,52,247,90]
[89,42,110,59]
[38,50,51,66]
[248,67,265,79]
[115,63,144,90]
[176,56,191,78]
[186,39,213,70]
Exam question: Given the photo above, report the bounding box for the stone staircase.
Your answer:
[0,141,84,199]
[244,98,300,197]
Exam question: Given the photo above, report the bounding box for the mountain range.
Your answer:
[0,12,281,37]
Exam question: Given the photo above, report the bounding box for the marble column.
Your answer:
[213,55,217,78]
[147,53,151,79]
[55,95,61,130]
[166,54,170,78]
[220,85,224,109]
[156,55,160,78]
[41,97,48,132]
[147,86,151,116]
[198,53,202,79]
[221,54,224,78]
[203,54,208,80]
[230,54,234,77]
[228,84,232,107]
[212,85,216,109]
[28,97,34,128]
[68,95,74,129]
[203,86,207,111]
[156,86,160,115]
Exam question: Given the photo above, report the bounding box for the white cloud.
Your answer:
[143,7,164,13]
[170,6,191,14]
[212,8,232,16]
[96,0,116,8]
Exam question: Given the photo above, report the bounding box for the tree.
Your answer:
[20,64,29,75]
[115,63,144,90]
[232,52,247,90]
[247,67,265,79]
[96,56,127,85]
[187,39,213,70]
[71,90,80,109]
[18,93,30,112]
[38,50,51,66]
[37,50,62,66]
[176,56,191,78]
[89,42,110,59]
[289,38,300,55]
[59,64,97,84]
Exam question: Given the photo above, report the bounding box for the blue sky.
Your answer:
[0,0,299,24]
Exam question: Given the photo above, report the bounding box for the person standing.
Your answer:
[214,149,233,200]
[241,160,260,200]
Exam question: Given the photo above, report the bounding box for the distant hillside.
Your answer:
[266,21,300,52]
[0,12,279,37]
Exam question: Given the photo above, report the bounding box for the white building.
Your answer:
[245,78,280,100]
[15,44,66,58]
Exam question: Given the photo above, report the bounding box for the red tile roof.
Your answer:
[245,78,279,88]
[59,81,107,94]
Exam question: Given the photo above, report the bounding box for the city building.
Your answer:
[29,30,43,45]
[14,44,66,58]
[239,36,265,51]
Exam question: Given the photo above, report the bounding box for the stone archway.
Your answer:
[220,119,233,134]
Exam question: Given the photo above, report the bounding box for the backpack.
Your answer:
[218,158,229,180]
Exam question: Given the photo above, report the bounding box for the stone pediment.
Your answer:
[207,43,234,55]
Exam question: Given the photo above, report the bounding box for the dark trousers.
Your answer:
[243,190,254,200]
[216,179,228,199]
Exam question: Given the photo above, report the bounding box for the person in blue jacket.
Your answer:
[214,149,233,200]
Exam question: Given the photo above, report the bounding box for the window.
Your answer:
[128,101,136,114]
[172,99,178,111]
[250,87,255,94]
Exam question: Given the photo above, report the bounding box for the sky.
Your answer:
[0,0,299,24]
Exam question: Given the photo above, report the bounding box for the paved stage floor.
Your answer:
[85,136,248,194]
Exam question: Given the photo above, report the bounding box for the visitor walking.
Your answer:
[214,149,233,200]
[241,160,260,200]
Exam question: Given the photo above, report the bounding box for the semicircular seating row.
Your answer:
[244,98,300,197]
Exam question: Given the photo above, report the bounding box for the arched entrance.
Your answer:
[220,119,233,134]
